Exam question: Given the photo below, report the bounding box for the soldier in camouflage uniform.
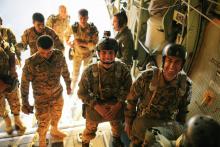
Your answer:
[46,5,71,43]
[113,11,135,69]
[0,17,21,65]
[0,36,26,135]
[16,12,64,56]
[78,38,132,147]
[124,43,192,147]
[66,9,99,90]
[21,35,71,147]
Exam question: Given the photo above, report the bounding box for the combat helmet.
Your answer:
[162,43,187,67]
[182,115,220,147]
[97,37,118,54]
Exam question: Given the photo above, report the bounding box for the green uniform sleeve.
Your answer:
[116,65,132,102]
[125,70,153,124]
[7,29,21,61]
[7,29,17,45]
[120,36,134,65]
[18,29,29,50]
[61,55,71,90]
[176,78,192,123]
[21,59,32,105]
[77,67,97,107]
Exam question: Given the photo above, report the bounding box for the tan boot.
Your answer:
[50,127,67,139]
[14,115,26,135]
[4,115,13,135]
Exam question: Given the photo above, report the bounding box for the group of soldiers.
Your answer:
[0,4,220,147]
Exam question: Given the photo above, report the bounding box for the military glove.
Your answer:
[22,104,34,115]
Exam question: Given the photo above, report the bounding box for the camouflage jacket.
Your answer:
[0,39,16,75]
[46,14,71,42]
[0,46,13,75]
[0,27,20,60]
[21,49,71,105]
[115,26,135,67]
[18,26,64,55]
[125,67,192,124]
[78,61,132,121]
[66,22,98,57]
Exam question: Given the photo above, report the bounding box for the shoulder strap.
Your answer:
[72,22,79,33]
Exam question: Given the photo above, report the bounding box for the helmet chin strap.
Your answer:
[100,60,115,65]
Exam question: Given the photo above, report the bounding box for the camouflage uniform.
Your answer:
[18,26,64,55]
[0,41,25,135]
[78,61,132,143]
[46,14,71,43]
[0,27,21,62]
[66,22,98,88]
[125,66,192,144]
[21,50,71,141]
[115,26,134,69]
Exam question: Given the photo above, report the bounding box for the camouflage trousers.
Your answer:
[35,97,64,136]
[82,119,123,143]
[72,54,92,89]
[130,116,184,145]
[0,88,21,117]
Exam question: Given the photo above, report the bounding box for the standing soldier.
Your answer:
[46,5,71,43]
[0,36,26,135]
[21,35,71,147]
[0,16,21,65]
[125,43,192,146]
[16,12,64,55]
[113,11,135,70]
[78,38,132,147]
[66,9,99,90]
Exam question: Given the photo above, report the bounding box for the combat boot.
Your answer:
[82,142,89,147]
[50,127,67,139]
[112,137,124,147]
[14,114,26,135]
[3,115,13,135]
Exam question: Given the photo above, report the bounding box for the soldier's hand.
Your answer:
[22,104,34,115]
[124,123,132,138]
[94,104,112,120]
[109,102,122,118]
[0,80,10,93]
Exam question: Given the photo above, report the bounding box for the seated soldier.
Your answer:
[125,43,192,147]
